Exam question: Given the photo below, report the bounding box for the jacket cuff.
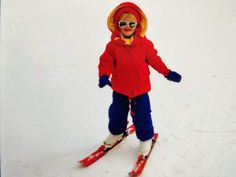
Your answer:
[163,69,171,77]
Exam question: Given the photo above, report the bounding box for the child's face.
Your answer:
[118,13,137,37]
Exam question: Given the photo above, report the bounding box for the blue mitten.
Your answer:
[165,70,182,82]
[99,75,112,88]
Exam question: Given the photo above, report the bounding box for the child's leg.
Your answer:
[108,91,130,135]
[131,93,154,141]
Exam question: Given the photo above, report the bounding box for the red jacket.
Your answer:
[98,2,170,98]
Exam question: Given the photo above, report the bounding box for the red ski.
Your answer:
[79,124,136,167]
[129,133,158,177]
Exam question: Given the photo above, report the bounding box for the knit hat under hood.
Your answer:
[107,2,148,39]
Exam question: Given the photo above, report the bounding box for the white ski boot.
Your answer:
[103,132,124,149]
[139,139,152,157]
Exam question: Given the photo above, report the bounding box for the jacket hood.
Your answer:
[107,2,148,40]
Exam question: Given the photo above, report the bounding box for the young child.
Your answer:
[98,2,181,157]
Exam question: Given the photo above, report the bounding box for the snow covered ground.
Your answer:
[1,0,236,177]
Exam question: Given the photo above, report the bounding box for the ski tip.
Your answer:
[78,161,85,166]
[79,162,86,168]
[128,171,140,177]
[79,162,91,168]
[78,160,90,167]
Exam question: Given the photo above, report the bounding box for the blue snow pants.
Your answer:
[108,91,154,141]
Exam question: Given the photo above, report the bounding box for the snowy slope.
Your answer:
[1,0,236,177]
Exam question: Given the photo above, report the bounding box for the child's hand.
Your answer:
[165,70,182,82]
[99,75,112,88]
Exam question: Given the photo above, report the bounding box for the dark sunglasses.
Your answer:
[118,21,137,29]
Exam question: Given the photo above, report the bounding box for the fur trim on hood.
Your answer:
[107,2,148,39]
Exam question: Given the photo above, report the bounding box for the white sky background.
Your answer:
[1,0,236,177]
